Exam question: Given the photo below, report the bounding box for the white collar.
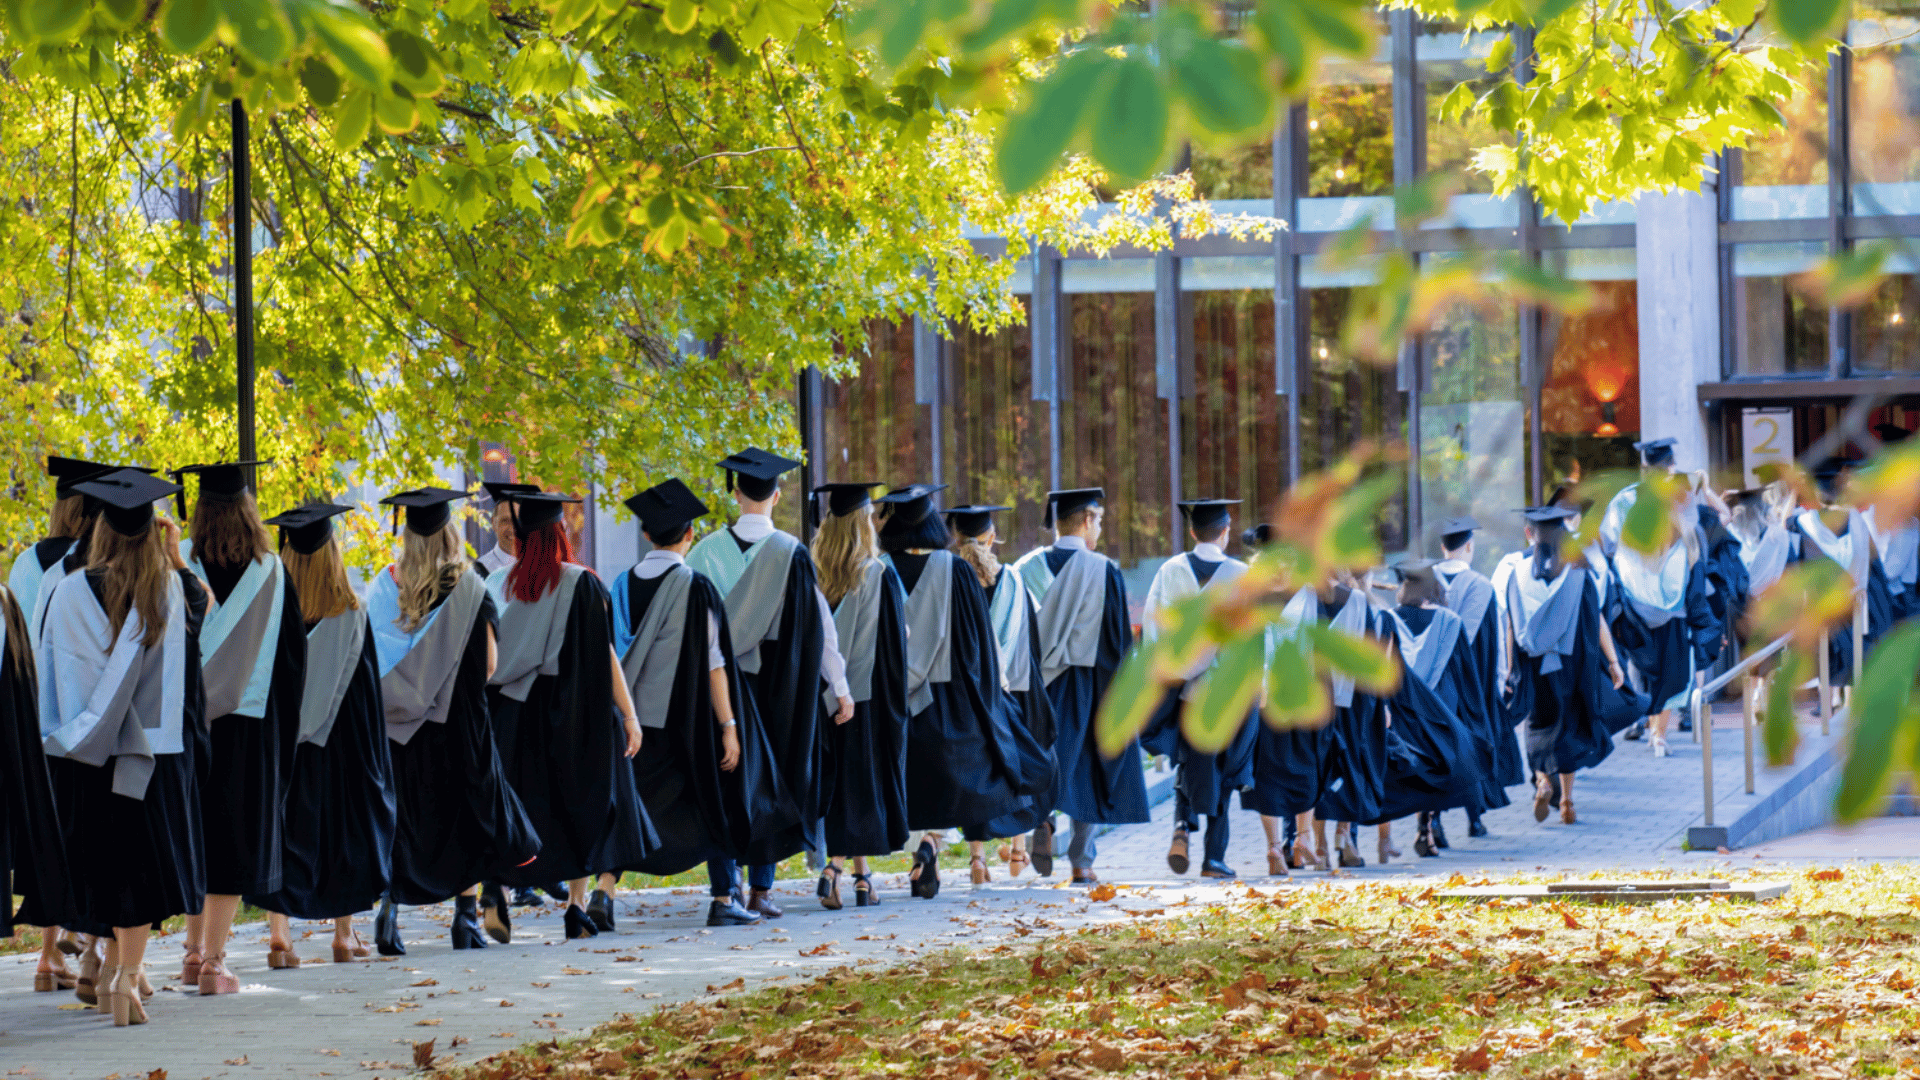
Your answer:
[1054,535,1088,551]
[731,513,775,543]
[1436,558,1470,573]
[635,548,685,580]
[1191,542,1224,561]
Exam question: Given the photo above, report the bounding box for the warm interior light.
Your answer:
[1892,310,1905,326]
[1309,119,1319,130]
[1594,422,1620,437]
[1318,345,1329,359]
[1335,167,1346,179]
[482,448,509,463]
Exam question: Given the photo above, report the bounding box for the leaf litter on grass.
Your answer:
[447,866,1920,1079]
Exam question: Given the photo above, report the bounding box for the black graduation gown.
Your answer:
[734,541,829,865]
[1699,508,1748,666]
[1515,575,1648,776]
[1607,551,1717,713]
[49,569,208,930]
[1438,568,1525,792]
[489,570,657,886]
[1043,548,1149,825]
[1362,607,1492,824]
[1241,598,1327,818]
[388,589,540,906]
[820,563,911,855]
[1403,605,1510,813]
[618,570,798,876]
[964,571,1058,840]
[1312,593,1390,825]
[1786,515,1897,687]
[1147,558,1257,820]
[1,590,72,935]
[896,554,1049,833]
[246,621,396,920]
[198,559,305,897]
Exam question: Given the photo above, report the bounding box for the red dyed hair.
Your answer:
[506,520,575,603]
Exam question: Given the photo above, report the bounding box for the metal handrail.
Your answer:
[1691,589,1862,835]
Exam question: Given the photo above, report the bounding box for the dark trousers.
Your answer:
[1174,790,1231,864]
[706,859,774,898]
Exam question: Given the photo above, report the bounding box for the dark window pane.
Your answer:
[1540,251,1642,488]
[1190,141,1274,201]
[1417,23,1517,227]
[1731,62,1828,220]
[1851,6,1920,215]
[944,299,1054,553]
[823,319,931,487]
[1300,283,1407,551]
[1179,263,1284,553]
[1730,242,1829,374]
[1061,291,1169,575]
[1420,288,1527,567]
[1852,271,1920,372]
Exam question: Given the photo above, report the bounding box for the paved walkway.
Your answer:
[0,709,1867,1078]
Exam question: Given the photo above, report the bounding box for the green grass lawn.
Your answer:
[452,865,1920,1078]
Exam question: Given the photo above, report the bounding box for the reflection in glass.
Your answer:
[1540,251,1641,490]
[1851,7,1920,216]
[1417,22,1519,228]
[823,318,930,497]
[1730,242,1829,374]
[1300,283,1407,551]
[1060,292,1168,574]
[1852,264,1920,372]
[1191,141,1274,200]
[945,300,1054,553]
[1730,61,1828,220]
[1421,289,1526,569]
[1300,38,1393,233]
[1179,260,1283,552]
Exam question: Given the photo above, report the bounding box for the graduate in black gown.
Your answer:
[613,480,793,927]
[40,470,206,1026]
[686,448,852,920]
[246,504,395,968]
[1786,458,1898,691]
[805,483,910,908]
[1279,573,1389,869]
[487,489,655,940]
[1865,424,1920,621]
[1240,525,1327,878]
[1140,499,1257,880]
[947,504,1056,880]
[881,485,1049,897]
[1504,506,1646,825]
[3,579,74,991]
[371,488,539,956]
[170,460,306,995]
[1382,561,1500,860]
[1430,517,1521,843]
[1010,489,1148,886]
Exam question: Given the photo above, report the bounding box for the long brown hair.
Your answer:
[953,530,1001,590]
[88,517,173,648]
[812,506,877,607]
[1,585,32,683]
[49,493,93,543]
[283,537,360,623]
[395,523,467,632]
[189,491,274,567]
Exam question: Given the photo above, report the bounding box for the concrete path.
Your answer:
[0,710,1865,1078]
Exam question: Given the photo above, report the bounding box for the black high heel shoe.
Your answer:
[908,841,940,899]
[853,873,879,907]
[375,896,405,956]
[481,883,512,944]
[564,903,599,940]
[451,894,488,950]
[817,865,843,910]
[586,888,616,933]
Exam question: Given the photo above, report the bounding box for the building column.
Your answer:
[1634,176,1722,474]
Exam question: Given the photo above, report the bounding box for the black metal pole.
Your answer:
[232,100,256,478]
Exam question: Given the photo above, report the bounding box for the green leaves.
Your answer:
[1172,39,1270,139]
[1185,636,1267,754]
[995,49,1104,196]
[1834,622,1920,822]
[1769,0,1848,45]
[220,0,294,65]
[1620,474,1679,556]
[21,0,88,39]
[1305,624,1399,696]
[1263,630,1331,729]
[1096,645,1166,759]
[1090,58,1167,186]
[160,0,219,54]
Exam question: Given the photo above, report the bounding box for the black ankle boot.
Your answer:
[480,883,511,944]
[451,894,487,949]
[586,889,615,933]
[375,896,405,956]
[1430,817,1450,849]
[564,903,599,940]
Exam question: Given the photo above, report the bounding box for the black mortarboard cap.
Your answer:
[1875,423,1912,445]
[499,490,581,537]
[1043,488,1104,530]
[75,469,181,537]
[624,479,708,540]
[48,455,151,498]
[945,504,1011,538]
[1438,514,1478,551]
[1726,487,1768,507]
[1811,457,1854,500]
[1394,557,1440,584]
[482,481,540,506]
[1178,498,1240,534]
[1633,437,1677,467]
[1517,505,1580,524]
[380,487,471,537]
[263,503,354,555]
[718,447,801,501]
[170,459,271,517]
[813,482,882,519]
[876,484,948,527]
[1242,523,1272,548]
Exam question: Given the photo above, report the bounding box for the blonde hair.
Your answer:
[953,531,1001,590]
[88,517,173,648]
[283,538,361,623]
[1,585,31,682]
[395,524,468,632]
[811,507,878,607]
[189,491,274,567]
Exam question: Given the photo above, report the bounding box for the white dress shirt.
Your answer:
[1053,534,1088,552]
[1191,541,1224,562]
[636,549,725,671]
[730,514,850,699]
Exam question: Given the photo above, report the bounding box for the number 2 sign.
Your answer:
[1742,408,1794,488]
